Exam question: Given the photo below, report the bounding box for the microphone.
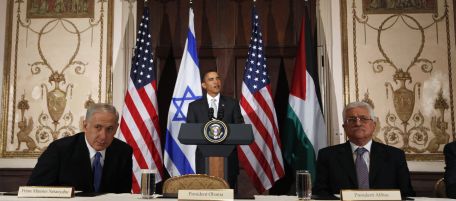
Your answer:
[208,107,214,120]
[217,106,224,120]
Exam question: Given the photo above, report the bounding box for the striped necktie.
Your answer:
[355,147,369,189]
[93,152,102,192]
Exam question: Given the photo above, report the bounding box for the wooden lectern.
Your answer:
[178,123,253,181]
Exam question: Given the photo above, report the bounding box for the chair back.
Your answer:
[434,178,446,198]
[162,174,229,197]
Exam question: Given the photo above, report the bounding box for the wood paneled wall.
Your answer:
[0,168,32,192]
[142,0,310,98]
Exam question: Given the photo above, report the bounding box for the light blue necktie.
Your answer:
[93,152,102,192]
[355,147,369,189]
[211,98,217,118]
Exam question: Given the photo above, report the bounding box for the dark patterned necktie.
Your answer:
[93,152,102,192]
[355,147,369,189]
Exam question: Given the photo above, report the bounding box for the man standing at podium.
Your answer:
[186,70,244,189]
[313,101,415,197]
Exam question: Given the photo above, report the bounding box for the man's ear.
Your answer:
[82,120,88,132]
[202,82,207,90]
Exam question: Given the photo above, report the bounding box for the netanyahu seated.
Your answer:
[27,103,133,193]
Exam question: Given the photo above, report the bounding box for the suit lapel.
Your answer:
[369,141,384,186]
[202,96,210,121]
[337,142,357,186]
[219,95,226,120]
[101,145,116,191]
[74,133,94,191]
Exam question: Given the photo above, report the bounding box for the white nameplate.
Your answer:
[178,189,233,201]
[341,189,401,201]
[18,186,74,198]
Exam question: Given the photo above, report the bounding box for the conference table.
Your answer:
[0,194,454,201]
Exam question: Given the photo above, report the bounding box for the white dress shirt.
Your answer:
[350,140,372,171]
[206,93,220,108]
[85,136,106,167]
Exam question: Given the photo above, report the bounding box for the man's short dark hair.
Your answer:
[201,69,218,82]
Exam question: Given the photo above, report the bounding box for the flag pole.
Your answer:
[190,0,193,7]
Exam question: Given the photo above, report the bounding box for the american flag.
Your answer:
[118,7,164,193]
[238,5,285,193]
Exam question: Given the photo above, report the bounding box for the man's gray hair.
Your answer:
[85,103,119,122]
[342,101,377,121]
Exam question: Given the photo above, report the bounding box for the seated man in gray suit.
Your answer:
[28,103,133,193]
[313,101,415,198]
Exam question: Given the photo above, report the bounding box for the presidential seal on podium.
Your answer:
[203,119,229,143]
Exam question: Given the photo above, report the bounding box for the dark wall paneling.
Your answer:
[411,172,444,197]
[0,168,32,192]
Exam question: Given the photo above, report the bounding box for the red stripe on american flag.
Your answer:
[237,147,266,193]
[136,87,164,174]
[131,171,140,193]
[251,91,285,176]
[138,84,161,141]
[241,92,284,176]
[124,91,164,176]
[240,96,275,184]
[124,92,155,153]
[262,85,282,147]
[120,118,149,168]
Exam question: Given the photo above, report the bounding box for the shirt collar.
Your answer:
[349,140,372,153]
[84,135,106,160]
[206,93,220,103]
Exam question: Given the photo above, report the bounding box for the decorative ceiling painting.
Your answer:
[1,0,113,157]
[342,0,456,160]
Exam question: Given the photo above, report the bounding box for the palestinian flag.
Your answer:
[282,12,327,181]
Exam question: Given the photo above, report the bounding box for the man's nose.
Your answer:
[98,129,108,139]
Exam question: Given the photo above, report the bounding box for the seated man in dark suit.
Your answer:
[313,101,415,197]
[28,103,133,193]
[444,141,456,198]
[186,70,244,189]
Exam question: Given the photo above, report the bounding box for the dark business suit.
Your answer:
[28,132,133,193]
[186,94,244,188]
[444,141,456,198]
[313,141,415,197]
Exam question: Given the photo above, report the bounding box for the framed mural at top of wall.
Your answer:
[0,0,113,157]
[341,0,456,161]
[363,0,437,14]
[27,0,95,18]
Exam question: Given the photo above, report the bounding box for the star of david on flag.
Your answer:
[164,7,202,177]
[172,86,201,121]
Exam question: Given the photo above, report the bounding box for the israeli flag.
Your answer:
[164,7,202,177]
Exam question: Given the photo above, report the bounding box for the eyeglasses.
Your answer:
[345,116,373,124]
